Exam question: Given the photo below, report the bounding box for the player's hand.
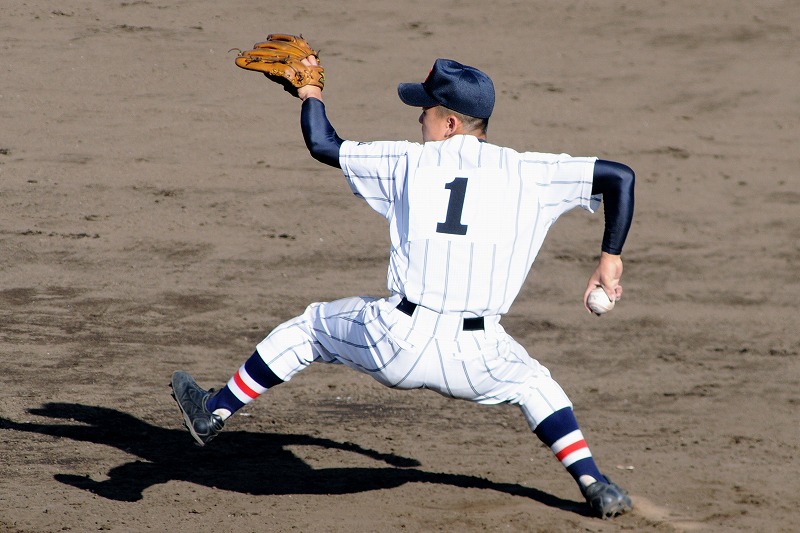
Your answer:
[583,252,623,313]
[297,55,323,101]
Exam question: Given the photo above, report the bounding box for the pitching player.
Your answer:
[172,51,635,519]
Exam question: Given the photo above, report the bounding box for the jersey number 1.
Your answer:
[436,177,469,235]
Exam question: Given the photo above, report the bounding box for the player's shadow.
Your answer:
[0,402,586,516]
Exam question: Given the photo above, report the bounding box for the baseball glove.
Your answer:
[234,34,324,96]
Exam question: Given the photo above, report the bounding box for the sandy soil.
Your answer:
[1,1,798,531]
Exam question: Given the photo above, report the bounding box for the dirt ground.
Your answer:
[1,1,798,532]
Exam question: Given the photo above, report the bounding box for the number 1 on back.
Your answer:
[436,177,469,235]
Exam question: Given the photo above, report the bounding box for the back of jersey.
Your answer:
[398,135,597,316]
[339,135,598,317]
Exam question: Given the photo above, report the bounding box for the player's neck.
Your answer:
[445,130,487,141]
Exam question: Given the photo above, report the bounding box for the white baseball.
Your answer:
[587,287,615,315]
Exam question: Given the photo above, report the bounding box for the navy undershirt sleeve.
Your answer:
[300,97,344,168]
[591,159,635,255]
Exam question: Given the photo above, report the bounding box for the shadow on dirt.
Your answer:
[0,403,587,516]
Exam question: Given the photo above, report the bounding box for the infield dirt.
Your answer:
[1,1,798,532]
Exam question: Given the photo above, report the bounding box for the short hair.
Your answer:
[435,105,489,135]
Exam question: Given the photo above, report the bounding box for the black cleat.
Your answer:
[170,371,225,446]
[582,477,633,519]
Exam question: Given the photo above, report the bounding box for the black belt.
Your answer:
[396,297,485,331]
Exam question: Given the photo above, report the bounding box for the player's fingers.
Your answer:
[583,280,598,301]
[598,284,620,303]
[582,281,601,312]
[586,280,619,304]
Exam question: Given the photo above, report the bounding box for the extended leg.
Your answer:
[171,349,285,446]
[207,350,285,419]
[170,298,370,446]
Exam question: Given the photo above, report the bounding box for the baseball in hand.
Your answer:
[587,287,615,315]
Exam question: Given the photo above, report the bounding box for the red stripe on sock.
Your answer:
[556,439,588,462]
[234,371,259,399]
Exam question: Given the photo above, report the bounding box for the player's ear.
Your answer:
[446,114,460,136]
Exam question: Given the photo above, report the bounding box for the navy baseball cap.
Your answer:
[398,58,495,119]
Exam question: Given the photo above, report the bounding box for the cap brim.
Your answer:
[398,82,439,108]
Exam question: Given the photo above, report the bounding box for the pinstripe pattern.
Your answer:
[340,136,598,316]
[254,293,573,429]
[247,136,600,431]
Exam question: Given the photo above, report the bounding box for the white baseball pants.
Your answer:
[255,294,572,430]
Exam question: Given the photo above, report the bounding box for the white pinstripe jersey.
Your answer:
[339,135,600,317]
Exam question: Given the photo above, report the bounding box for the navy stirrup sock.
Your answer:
[535,407,607,486]
[207,350,284,416]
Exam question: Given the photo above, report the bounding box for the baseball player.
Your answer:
[172,42,635,519]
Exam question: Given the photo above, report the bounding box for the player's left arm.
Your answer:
[299,96,344,168]
[583,160,635,310]
[297,57,345,168]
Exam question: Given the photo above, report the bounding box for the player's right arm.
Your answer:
[591,160,635,256]
[583,160,635,311]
